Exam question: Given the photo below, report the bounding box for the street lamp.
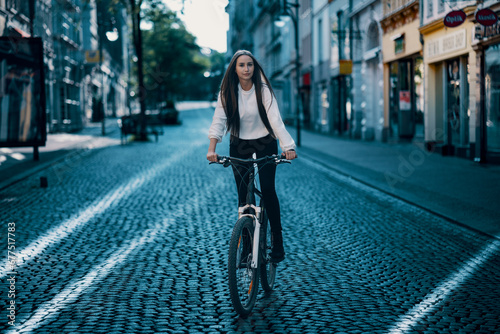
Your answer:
[275,0,301,147]
[97,14,118,136]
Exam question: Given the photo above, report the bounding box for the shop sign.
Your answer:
[476,8,498,27]
[302,72,311,86]
[444,10,466,28]
[427,29,466,59]
[85,50,101,64]
[339,60,352,75]
[399,91,411,111]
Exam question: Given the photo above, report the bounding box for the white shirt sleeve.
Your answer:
[208,93,227,143]
[262,86,296,152]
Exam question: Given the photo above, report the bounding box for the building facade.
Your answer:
[51,0,84,132]
[419,0,477,158]
[227,0,306,130]
[1,0,130,134]
[82,0,130,123]
[350,0,384,141]
[227,0,255,55]
[471,0,500,163]
[1,0,56,133]
[380,0,423,143]
[225,0,499,163]
[312,0,337,134]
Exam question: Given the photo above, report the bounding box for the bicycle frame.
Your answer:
[237,154,262,269]
[211,153,290,316]
[211,154,290,269]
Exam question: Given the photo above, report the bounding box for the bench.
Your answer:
[118,114,164,144]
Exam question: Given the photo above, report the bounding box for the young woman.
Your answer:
[207,50,297,262]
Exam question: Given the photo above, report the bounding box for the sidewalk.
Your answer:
[288,127,500,239]
[0,118,121,191]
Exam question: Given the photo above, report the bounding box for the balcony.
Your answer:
[383,0,418,18]
[380,0,419,33]
[54,33,80,50]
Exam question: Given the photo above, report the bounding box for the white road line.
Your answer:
[1,143,202,280]
[7,217,174,334]
[388,239,500,334]
[300,151,500,332]
[9,160,222,333]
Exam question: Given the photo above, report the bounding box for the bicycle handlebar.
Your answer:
[209,154,291,167]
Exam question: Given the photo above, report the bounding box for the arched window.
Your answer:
[366,21,380,51]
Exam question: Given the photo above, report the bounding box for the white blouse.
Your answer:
[208,84,296,152]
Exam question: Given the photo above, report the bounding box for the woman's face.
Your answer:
[235,55,254,83]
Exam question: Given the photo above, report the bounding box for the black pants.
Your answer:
[230,134,282,234]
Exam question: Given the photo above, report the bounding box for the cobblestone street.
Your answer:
[1,108,499,333]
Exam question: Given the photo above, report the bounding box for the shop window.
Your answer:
[389,62,399,138]
[485,44,500,152]
[446,59,461,146]
[414,57,424,138]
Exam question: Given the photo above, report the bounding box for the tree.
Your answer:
[102,0,147,139]
[103,0,227,119]
[141,3,204,106]
[128,0,147,140]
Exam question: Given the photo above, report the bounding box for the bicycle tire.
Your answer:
[228,216,259,317]
[259,207,277,292]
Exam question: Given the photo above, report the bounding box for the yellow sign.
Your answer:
[339,60,352,75]
[85,50,101,64]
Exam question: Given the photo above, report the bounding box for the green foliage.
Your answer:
[137,2,227,104]
[96,0,227,104]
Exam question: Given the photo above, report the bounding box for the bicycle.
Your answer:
[210,154,291,317]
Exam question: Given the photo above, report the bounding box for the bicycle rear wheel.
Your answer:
[228,216,259,317]
[260,208,277,292]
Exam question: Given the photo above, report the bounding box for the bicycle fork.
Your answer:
[238,205,262,269]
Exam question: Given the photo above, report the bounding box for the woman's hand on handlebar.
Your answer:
[282,149,297,160]
[207,151,219,163]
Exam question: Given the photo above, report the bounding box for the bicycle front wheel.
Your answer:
[228,216,259,317]
[259,208,277,292]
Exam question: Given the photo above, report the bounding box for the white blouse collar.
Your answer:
[238,83,255,94]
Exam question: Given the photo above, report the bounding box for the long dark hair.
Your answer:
[219,50,276,139]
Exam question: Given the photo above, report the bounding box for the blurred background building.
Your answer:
[226,0,500,163]
[0,0,130,133]
[1,0,499,163]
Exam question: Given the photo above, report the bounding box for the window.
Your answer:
[427,0,434,18]
[366,22,380,51]
[437,0,445,14]
[394,35,405,55]
[7,0,30,17]
[318,19,323,61]
[485,44,500,152]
